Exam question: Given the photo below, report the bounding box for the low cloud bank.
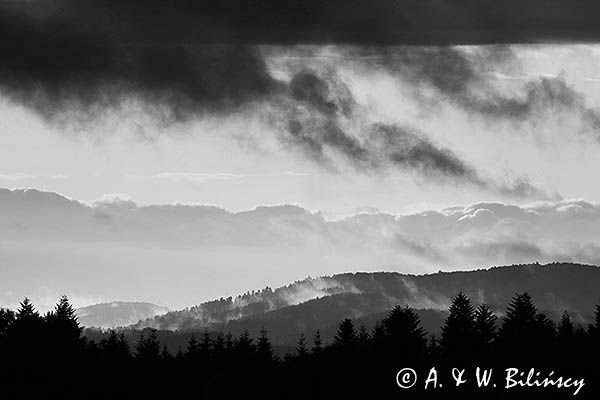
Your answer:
[2,188,599,269]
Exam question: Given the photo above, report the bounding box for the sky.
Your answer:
[2,1,600,311]
[2,45,600,213]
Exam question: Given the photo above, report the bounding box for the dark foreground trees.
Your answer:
[0,293,599,399]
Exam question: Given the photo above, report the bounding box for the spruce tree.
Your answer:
[557,311,574,343]
[15,298,40,323]
[474,303,497,347]
[185,334,200,361]
[135,329,161,362]
[499,292,555,362]
[371,322,386,350]
[160,345,172,361]
[225,331,235,354]
[333,318,356,348]
[235,330,254,359]
[381,306,427,360]
[118,332,130,359]
[199,329,212,359]
[440,292,477,360]
[46,296,84,355]
[212,333,225,359]
[427,335,442,360]
[557,310,576,361]
[499,292,538,343]
[100,330,130,361]
[12,298,44,358]
[312,330,323,355]
[357,324,370,347]
[256,328,275,365]
[175,347,185,361]
[295,333,308,358]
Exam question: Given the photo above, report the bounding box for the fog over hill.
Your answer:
[77,302,169,329]
[133,262,600,343]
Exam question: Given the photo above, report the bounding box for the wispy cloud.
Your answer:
[126,171,310,183]
[0,172,35,181]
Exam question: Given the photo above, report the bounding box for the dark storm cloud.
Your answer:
[352,46,600,136]
[273,69,479,181]
[0,1,280,124]
[3,0,600,122]
[0,0,579,197]
[370,124,481,181]
[276,70,370,168]
[5,0,600,46]
[271,69,553,199]
[473,76,600,133]
[0,0,509,190]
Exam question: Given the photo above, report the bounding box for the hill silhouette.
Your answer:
[77,302,169,329]
[133,262,599,344]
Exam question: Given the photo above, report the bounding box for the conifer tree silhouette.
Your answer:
[534,312,556,348]
[371,321,386,350]
[235,330,255,359]
[212,332,225,359]
[46,296,84,359]
[160,345,172,361]
[5,291,600,398]
[499,292,538,344]
[256,328,275,366]
[200,329,212,360]
[557,311,574,343]
[225,331,235,354]
[357,324,370,347]
[175,347,185,361]
[333,318,356,348]
[381,306,427,360]
[185,334,200,361]
[118,332,130,358]
[474,303,497,347]
[100,330,130,362]
[312,329,323,355]
[440,292,477,361]
[15,298,41,325]
[557,311,577,361]
[427,335,442,360]
[11,298,45,359]
[499,292,556,363]
[295,332,308,358]
[135,329,161,362]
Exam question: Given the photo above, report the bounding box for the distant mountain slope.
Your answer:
[223,303,449,345]
[134,262,600,337]
[77,302,169,329]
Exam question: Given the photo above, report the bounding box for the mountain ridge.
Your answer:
[77,301,169,329]
[132,262,600,338]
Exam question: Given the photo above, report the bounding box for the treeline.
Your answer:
[1,293,599,398]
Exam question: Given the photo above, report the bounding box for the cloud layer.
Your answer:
[2,187,598,309]
[1,188,598,267]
